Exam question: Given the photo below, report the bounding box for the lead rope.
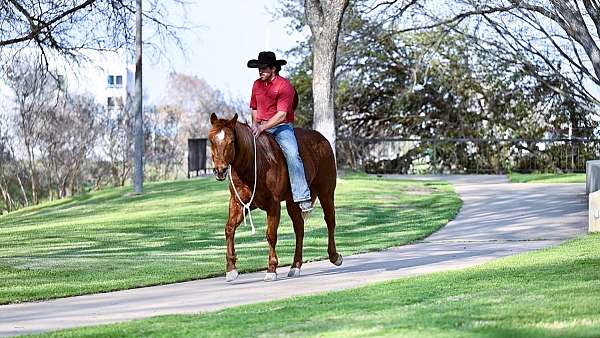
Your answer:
[228,134,258,235]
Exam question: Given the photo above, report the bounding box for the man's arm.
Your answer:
[253,111,287,137]
[250,82,258,125]
[252,110,258,124]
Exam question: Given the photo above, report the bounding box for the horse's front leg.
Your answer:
[225,197,244,282]
[286,200,304,278]
[264,203,281,282]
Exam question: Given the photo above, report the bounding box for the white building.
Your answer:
[58,49,135,111]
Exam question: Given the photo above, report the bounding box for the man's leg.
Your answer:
[268,124,312,211]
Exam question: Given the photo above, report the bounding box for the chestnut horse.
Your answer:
[208,113,342,282]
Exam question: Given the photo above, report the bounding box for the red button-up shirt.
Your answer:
[250,75,298,124]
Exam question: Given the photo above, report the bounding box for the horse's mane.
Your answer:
[233,122,277,172]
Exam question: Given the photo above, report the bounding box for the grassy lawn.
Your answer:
[0,176,461,304]
[509,172,586,183]
[35,234,600,338]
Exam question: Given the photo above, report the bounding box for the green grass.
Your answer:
[0,176,461,304]
[34,234,600,338]
[509,172,586,183]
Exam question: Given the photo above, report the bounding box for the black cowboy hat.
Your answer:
[247,51,287,68]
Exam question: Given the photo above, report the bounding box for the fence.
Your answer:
[336,137,600,174]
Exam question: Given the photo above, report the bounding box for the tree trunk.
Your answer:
[312,39,338,152]
[94,173,104,190]
[69,171,78,196]
[25,142,37,204]
[59,175,68,199]
[305,0,349,157]
[0,179,14,212]
[120,163,130,186]
[15,171,29,207]
[47,150,55,201]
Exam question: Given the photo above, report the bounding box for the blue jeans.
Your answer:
[266,123,311,202]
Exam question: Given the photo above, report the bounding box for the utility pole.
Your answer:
[134,0,144,194]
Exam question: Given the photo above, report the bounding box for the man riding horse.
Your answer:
[207,51,342,283]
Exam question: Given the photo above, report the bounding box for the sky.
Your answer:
[142,0,307,105]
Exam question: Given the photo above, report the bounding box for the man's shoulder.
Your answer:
[275,76,295,90]
[251,79,263,93]
[275,75,291,84]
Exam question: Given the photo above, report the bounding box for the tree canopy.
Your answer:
[278,0,599,173]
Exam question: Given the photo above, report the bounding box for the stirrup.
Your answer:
[299,200,313,213]
[299,200,313,221]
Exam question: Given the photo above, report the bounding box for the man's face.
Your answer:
[258,66,276,81]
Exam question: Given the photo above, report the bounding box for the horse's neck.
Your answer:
[231,124,256,179]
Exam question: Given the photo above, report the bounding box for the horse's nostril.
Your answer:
[213,167,227,179]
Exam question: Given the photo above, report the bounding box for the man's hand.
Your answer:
[252,123,264,137]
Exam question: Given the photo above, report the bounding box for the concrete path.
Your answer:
[0,176,588,336]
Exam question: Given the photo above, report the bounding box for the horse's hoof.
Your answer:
[333,254,343,266]
[264,272,277,282]
[226,269,239,282]
[288,267,301,278]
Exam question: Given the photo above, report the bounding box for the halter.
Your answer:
[227,132,258,235]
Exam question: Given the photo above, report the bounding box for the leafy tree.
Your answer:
[280,0,599,173]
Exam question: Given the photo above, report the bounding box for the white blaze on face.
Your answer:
[216,130,225,143]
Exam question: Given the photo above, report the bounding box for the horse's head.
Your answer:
[209,113,238,181]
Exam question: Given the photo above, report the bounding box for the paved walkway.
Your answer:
[0,176,588,336]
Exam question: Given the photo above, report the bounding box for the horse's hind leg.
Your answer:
[286,200,304,277]
[319,190,343,266]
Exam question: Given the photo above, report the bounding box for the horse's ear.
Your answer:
[210,113,218,125]
[227,113,238,127]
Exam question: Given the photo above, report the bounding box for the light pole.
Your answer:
[134,0,144,194]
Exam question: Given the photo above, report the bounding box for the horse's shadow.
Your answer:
[226,242,529,285]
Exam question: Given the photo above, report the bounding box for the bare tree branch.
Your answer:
[1,0,96,47]
[0,0,189,69]
[395,4,520,33]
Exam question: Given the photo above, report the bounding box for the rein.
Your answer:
[227,132,258,235]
